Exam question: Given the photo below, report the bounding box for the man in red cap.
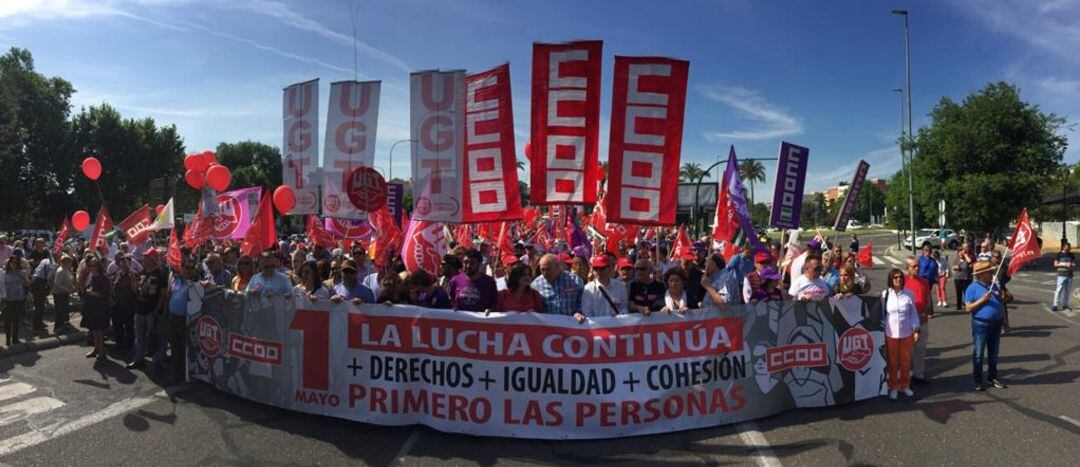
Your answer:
[581,255,628,317]
[741,251,773,303]
[616,257,634,283]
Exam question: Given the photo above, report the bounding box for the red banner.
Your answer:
[1007,208,1040,276]
[529,40,602,205]
[119,205,154,246]
[53,219,70,257]
[605,56,689,225]
[463,64,523,222]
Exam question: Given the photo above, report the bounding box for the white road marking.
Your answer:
[0,398,64,427]
[0,383,36,403]
[735,422,782,467]
[391,429,422,466]
[0,389,171,457]
[1059,415,1080,428]
[1041,304,1078,326]
[872,257,884,266]
[884,256,901,266]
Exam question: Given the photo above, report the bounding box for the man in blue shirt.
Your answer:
[247,252,293,297]
[917,244,938,299]
[331,259,375,305]
[964,260,1006,392]
[531,254,584,321]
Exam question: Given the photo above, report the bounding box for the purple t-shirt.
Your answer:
[447,273,498,312]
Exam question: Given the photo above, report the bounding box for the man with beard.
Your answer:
[448,250,498,313]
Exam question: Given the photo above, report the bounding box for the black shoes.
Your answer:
[973,382,985,392]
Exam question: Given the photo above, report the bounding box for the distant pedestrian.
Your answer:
[933,249,949,307]
[80,255,110,360]
[952,243,974,311]
[965,261,1007,391]
[1052,242,1074,312]
[1,257,29,346]
[905,258,933,383]
[52,255,74,332]
[849,234,860,254]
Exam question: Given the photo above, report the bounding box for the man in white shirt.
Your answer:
[789,257,830,301]
[580,255,628,317]
[787,239,822,290]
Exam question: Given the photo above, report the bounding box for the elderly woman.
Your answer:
[660,268,691,313]
[80,254,111,359]
[2,257,30,346]
[882,268,921,400]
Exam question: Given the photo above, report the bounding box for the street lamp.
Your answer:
[892,8,916,253]
[1063,165,1075,245]
[387,139,416,181]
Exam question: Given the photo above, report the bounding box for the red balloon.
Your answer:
[72,210,90,231]
[185,169,205,190]
[183,154,199,171]
[81,157,102,181]
[206,164,231,191]
[201,150,217,167]
[155,204,165,215]
[273,185,296,215]
[524,140,532,161]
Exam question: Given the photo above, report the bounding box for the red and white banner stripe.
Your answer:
[462,64,523,222]
[529,40,602,205]
[605,56,689,225]
[323,81,380,219]
[411,70,466,223]
[282,79,320,215]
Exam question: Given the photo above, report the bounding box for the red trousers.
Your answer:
[886,335,915,390]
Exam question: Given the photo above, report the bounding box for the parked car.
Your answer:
[902,228,959,250]
[846,220,864,230]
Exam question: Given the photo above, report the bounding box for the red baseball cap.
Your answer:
[617,257,634,269]
[558,252,574,264]
[754,251,773,263]
[590,255,611,268]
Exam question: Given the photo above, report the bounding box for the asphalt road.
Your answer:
[0,233,1076,466]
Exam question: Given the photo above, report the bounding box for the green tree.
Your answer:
[750,202,770,228]
[679,162,705,182]
[0,47,76,228]
[69,104,185,219]
[739,159,766,206]
[216,140,282,191]
[897,82,1067,234]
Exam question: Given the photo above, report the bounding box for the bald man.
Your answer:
[530,254,585,321]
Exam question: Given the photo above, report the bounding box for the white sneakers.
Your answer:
[888,388,914,400]
[889,390,898,400]
[902,388,914,397]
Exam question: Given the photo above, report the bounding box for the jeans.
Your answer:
[53,293,70,326]
[972,318,1003,383]
[954,279,971,309]
[1052,276,1072,309]
[167,313,187,380]
[132,313,166,365]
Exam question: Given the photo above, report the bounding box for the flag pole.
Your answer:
[990,245,1012,286]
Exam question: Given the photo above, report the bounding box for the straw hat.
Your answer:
[972,261,994,275]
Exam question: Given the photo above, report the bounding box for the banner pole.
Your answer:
[990,245,1011,286]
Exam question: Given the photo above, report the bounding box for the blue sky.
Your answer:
[2,0,1077,196]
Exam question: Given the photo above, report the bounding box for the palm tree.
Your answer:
[680,163,705,182]
[739,159,766,206]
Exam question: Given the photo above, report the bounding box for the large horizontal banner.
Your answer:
[188,294,886,440]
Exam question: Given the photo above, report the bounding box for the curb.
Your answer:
[0,331,88,359]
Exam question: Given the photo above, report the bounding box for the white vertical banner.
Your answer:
[282,79,320,215]
[323,81,381,219]
[410,70,466,223]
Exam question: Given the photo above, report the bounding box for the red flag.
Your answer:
[118,205,154,246]
[713,167,732,242]
[183,208,214,249]
[53,219,71,257]
[857,244,874,269]
[476,222,499,243]
[240,192,276,258]
[306,215,337,249]
[672,226,692,259]
[401,218,448,275]
[497,222,514,258]
[370,204,402,266]
[166,227,183,270]
[532,227,553,251]
[605,56,689,225]
[1006,208,1040,276]
[522,208,541,226]
[530,40,603,205]
[88,206,114,255]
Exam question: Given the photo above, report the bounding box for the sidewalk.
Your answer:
[0,298,88,358]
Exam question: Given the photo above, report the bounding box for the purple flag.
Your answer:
[568,207,592,259]
[769,142,809,229]
[833,159,871,231]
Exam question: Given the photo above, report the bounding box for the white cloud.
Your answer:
[221,0,412,73]
[952,0,1080,63]
[698,84,804,141]
[803,146,904,193]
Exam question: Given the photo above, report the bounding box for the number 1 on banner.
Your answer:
[289,309,330,390]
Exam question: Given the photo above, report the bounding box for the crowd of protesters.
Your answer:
[0,227,1027,395]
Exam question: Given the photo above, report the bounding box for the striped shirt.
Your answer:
[531,272,583,316]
